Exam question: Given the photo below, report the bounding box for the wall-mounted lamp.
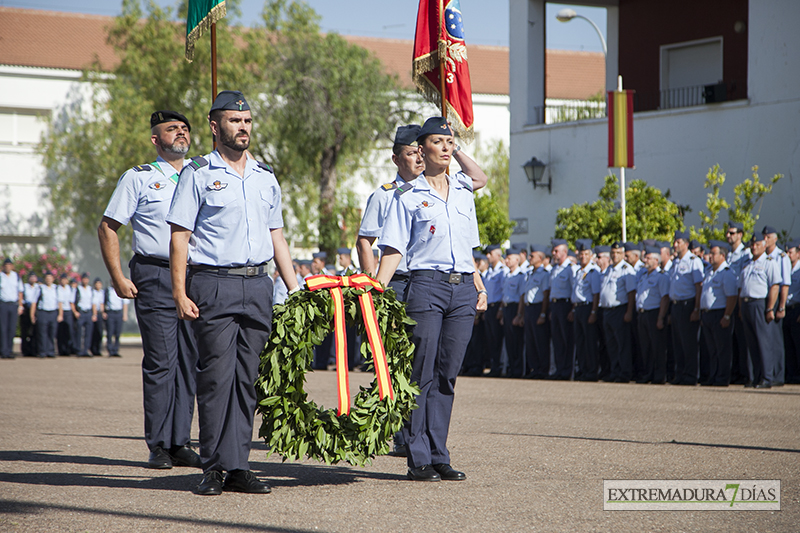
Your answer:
[522,157,550,192]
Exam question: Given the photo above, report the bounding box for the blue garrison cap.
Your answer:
[485,244,501,254]
[610,241,625,249]
[337,248,351,255]
[644,245,661,255]
[674,230,691,242]
[594,245,611,254]
[3,258,12,265]
[575,239,593,252]
[506,247,520,256]
[511,242,529,251]
[530,244,549,254]
[209,90,250,113]
[551,238,568,248]
[708,240,730,253]
[567,250,576,257]
[787,237,800,250]
[623,241,641,252]
[750,234,766,244]
[312,252,327,260]
[150,110,191,131]
[658,241,672,250]
[394,125,421,146]
[472,250,486,261]
[728,221,744,231]
[689,239,703,250]
[642,239,658,247]
[81,272,90,279]
[761,225,778,235]
[417,117,453,141]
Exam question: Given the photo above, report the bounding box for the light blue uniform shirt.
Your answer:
[167,151,284,267]
[571,264,600,304]
[766,247,791,286]
[727,243,752,278]
[787,261,800,307]
[75,285,94,312]
[359,174,411,273]
[484,262,508,305]
[522,264,551,304]
[668,252,705,301]
[92,289,105,308]
[22,283,40,305]
[739,254,781,298]
[636,268,670,311]
[700,261,738,310]
[104,156,187,261]
[56,284,75,307]
[600,260,637,308]
[105,287,125,311]
[501,267,526,304]
[0,271,19,302]
[273,275,288,305]
[549,259,575,299]
[37,284,59,311]
[379,174,479,274]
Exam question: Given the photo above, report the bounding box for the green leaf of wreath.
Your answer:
[256,283,419,466]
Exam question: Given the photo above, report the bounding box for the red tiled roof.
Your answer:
[0,7,604,99]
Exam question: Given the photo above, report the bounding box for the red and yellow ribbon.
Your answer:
[305,274,395,415]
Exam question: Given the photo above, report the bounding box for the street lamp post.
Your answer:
[555,8,607,56]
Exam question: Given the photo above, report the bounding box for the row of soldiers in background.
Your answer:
[0,261,128,359]
[462,223,800,389]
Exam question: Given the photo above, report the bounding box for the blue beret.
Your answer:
[394,125,421,146]
[312,252,327,260]
[594,245,611,254]
[644,246,661,255]
[761,225,778,235]
[484,244,501,254]
[551,238,568,247]
[530,244,549,254]
[337,248,351,255]
[727,221,744,231]
[708,240,730,253]
[623,241,641,252]
[210,90,250,113]
[674,230,690,241]
[787,237,800,249]
[150,110,191,131]
[417,117,453,141]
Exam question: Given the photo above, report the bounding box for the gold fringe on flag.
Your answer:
[185,0,227,62]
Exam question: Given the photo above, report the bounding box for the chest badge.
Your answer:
[429,225,436,235]
[149,181,167,190]
[417,201,434,209]
[207,180,228,191]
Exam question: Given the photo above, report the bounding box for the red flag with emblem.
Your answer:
[413,0,474,142]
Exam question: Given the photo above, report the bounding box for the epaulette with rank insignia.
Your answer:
[256,161,273,172]
[132,164,151,172]
[396,182,414,196]
[189,155,209,169]
[381,182,399,191]
[457,175,473,193]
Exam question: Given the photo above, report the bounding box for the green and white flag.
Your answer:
[185,0,226,61]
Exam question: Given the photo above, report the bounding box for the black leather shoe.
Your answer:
[432,463,466,481]
[196,470,224,496]
[407,465,441,481]
[389,444,407,457]
[224,470,272,493]
[147,446,172,469]
[170,445,203,468]
[755,381,772,389]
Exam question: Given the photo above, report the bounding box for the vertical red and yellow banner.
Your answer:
[607,90,635,168]
[413,0,474,142]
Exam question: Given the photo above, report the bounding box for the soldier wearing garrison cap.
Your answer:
[667,230,704,385]
[499,247,526,377]
[517,244,551,379]
[599,242,637,382]
[0,258,21,359]
[570,239,601,381]
[724,221,751,384]
[698,240,736,386]
[762,225,790,385]
[168,90,299,495]
[635,246,670,383]
[784,237,800,384]
[99,108,201,469]
[483,244,507,377]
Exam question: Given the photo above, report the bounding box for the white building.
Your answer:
[509,0,799,243]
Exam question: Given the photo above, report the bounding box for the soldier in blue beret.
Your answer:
[784,238,800,384]
[99,108,201,469]
[168,90,300,495]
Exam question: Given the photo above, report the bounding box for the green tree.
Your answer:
[690,164,729,242]
[472,139,515,246]
[728,165,784,240]
[475,194,515,247]
[554,175,684,246]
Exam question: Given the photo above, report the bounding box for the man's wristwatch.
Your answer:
[723,314,731,320]
[779,307,785,312]
[453,144,461,154]
[477,290,487,296]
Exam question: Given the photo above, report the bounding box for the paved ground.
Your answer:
[0,345,797,532]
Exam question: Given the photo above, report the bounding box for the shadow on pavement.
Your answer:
[490,432,800,454]
[0,499,318,532]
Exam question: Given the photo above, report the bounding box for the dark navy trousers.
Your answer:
[636,309,666,383]
[730,303,749,383]
[57,312,74,355]
[784,305,800,383]
[403,274,476,469]
[602,305,632,381]
[20,305,36,356]
[105,310,123,356]
[502,306,524,378]
[75,309,94,356]
[131,258,198,453]
[188,270,273,473]
[36,310,57,357]
[0,301,17,357]
[700,309,733,385]
[550,300,573,379]
[573,305,598,380]
[523,303,550,377]
[740,298,773,385]
[483,303,504,374]
[387,275,409,447]
[670,299,699,384]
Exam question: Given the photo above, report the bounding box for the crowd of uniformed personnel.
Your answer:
[462,223,800,389]
[0,264,128,359]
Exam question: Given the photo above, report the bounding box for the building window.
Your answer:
[0,108,48,146]
[659,37,723,109]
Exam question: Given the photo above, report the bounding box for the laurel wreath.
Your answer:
[256,284,419,466]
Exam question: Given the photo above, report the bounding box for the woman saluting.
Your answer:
[377,117,488,482]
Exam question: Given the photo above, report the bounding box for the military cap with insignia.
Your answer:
[472,250,486,261]
[624,241,641,252]
[708,240,731,253]
[575,239,593,252]
[417,117,453,141]
[209,90,250,113]
[594,245,611,254]
[567,250,576,258]
[610,241,625,250]
[551,238,568,248]
[530,244,549,254]
[150,110,191,131]
[644,245,661,256]
[750,233,766,244]
[761,225,778,235]
[674,230,690,242]
[727,221,744,231]
[689,239,702,251]
[511,242,529,251]
[394,125,422,146]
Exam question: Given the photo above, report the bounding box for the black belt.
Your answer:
[787,303,800,310]
[191,262,270,277]
[574,301,591,307]
[551,298,570,303]
[133,254,170,268]
[488,301,502,307]
[525,301,543,307]
[411,270,470,284]
[601,303,626,310]
[391,273,409,282]
[740,297,764,303]
[671,298,695,305]
[638,308,658,314]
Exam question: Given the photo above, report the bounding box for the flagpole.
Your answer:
[618,75,626,243]
[438,0,447,120]
[211,23,218,149]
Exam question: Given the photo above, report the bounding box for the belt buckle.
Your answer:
[448,273,462,284]
[246,266,257,276]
